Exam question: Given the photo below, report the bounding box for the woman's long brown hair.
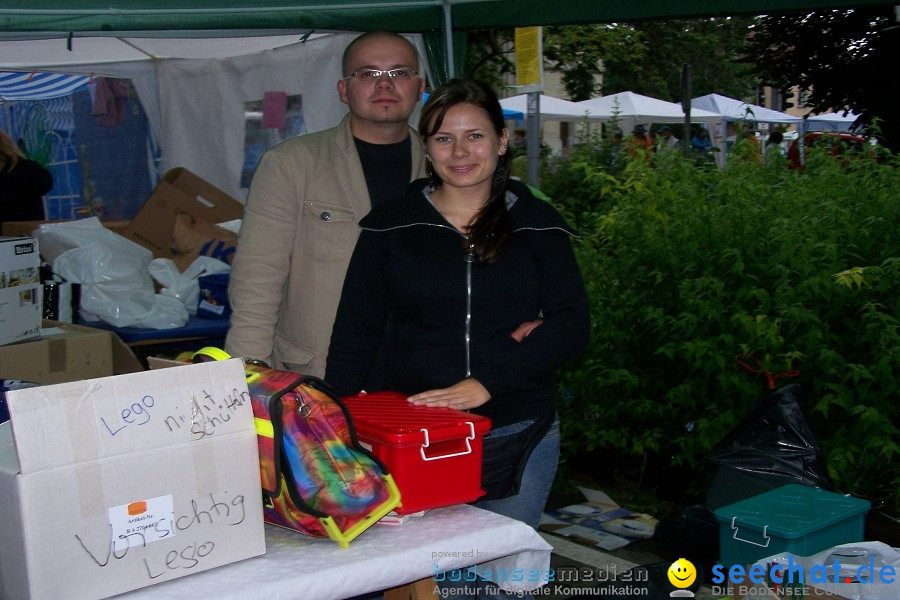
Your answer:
[0,129,25,169]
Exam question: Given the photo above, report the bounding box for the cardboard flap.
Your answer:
[7,359,252,474]
[122,167,244,258]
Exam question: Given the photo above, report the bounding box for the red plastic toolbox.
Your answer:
[342,391,492,515]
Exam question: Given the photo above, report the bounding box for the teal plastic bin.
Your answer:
[713,484,870,567]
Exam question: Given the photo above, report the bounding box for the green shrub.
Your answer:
[552,139,900,511]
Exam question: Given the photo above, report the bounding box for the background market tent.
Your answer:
[0,72,97,219]
[804,111,861,132]
[691,93,803,125]
[691,93,803,166]
[0,72,89,101]
[575,90,724,135]
[498,94,605,123]
[425,91,523,120]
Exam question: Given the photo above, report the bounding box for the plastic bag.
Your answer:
[743,542,899,600]
[703,383,832,510]
[34,218,189,329]
[149,256,231,315]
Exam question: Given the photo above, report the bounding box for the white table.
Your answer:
[120,504,553,600]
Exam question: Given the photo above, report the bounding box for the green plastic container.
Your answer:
[713,484,870,567]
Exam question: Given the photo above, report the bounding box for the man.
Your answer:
[655,125,679,151]
[225,31,427,376]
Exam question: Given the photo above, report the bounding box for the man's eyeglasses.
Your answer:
[343,68,418,81]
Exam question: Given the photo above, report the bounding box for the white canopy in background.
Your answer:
[0,32,431,201]
[498,94,605,122]
[575,90,723,135]
[691,93,802,166]
[691,93,802,125]
[804,111,861,132]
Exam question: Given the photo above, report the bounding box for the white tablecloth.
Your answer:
[119,504,553,599]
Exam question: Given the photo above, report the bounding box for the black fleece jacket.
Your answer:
[0,158,52,225]
[325,178,590,428]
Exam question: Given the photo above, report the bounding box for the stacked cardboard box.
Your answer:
[0,236,42,346]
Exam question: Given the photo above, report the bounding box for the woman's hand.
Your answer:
[510,319,543,342]
[407,379,490,410]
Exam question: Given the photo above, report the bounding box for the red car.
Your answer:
[787,132,868,169]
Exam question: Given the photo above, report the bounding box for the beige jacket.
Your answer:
[226,114,427,376]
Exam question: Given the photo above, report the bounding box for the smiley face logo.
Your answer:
[667,558,697,589]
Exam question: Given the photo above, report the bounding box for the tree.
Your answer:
[462,29,516,90]
[743,8,900,149]
[463,21,755,103]
[544,19,755,102]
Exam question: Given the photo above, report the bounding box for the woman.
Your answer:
[326,80,589,531]
[0,129,53,227]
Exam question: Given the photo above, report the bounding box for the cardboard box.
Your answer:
[1,219,130,238]
[0,237,42,346]
[122,168,244,261]
[0,320,143,384]
[0,359,266,599]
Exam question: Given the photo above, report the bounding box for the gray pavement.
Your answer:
[540,532,716,600]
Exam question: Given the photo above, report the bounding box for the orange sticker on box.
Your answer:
[127,501,147,516]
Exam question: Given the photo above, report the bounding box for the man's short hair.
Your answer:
[341,31,420,76]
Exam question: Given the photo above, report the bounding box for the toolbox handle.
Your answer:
[419,422,475,461]
[730,517,771,548]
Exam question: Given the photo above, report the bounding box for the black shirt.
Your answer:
[0,158,52,226]
[354,136,412,208]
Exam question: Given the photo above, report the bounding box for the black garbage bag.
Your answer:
[703,382,832,510]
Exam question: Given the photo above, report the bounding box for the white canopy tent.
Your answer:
[691,93,802,165]
[691,93,803,125]
[804,111,861,132]
[0,32,431,201]
[575,90,723,144]
[498,94,606,123]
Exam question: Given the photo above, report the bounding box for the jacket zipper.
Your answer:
[464,238,474,377]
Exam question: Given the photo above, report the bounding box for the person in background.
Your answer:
[736,125,762,163]
[0,129,52,228]
[690,126,712,155]
[655,125,679,152]
[764,130,786,165]
[510,127,527,157]
[628,124,653,158]
[226,31,427,376]
[326,78,589,597]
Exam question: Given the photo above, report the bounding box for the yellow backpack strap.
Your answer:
[191,347,232,362]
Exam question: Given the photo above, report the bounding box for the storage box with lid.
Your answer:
[713,484,870,567]
[342,392,491,515]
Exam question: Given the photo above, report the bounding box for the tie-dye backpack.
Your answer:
[188,349,401,547]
